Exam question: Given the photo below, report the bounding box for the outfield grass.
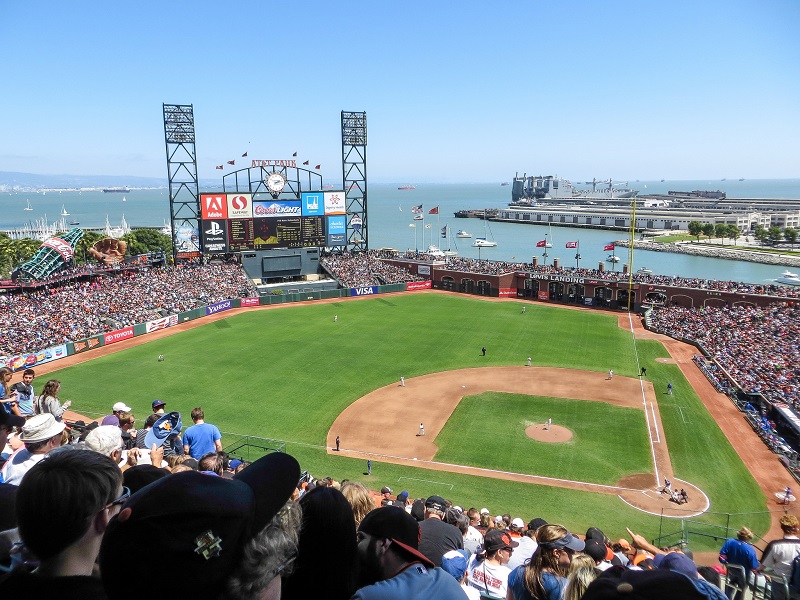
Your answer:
[51,294,770,545]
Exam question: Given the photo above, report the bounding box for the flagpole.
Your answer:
[575,240,581,269]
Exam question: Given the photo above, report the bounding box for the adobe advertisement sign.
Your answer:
[201,194,228,219]
[201,220,229,253]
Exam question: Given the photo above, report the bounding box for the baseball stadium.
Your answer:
[2,107,800,598]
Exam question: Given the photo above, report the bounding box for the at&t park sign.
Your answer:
[251,159,297,168]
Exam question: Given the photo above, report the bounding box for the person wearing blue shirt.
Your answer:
[719,527,759,600]
[11,369,36,418]
[182,407,222,459]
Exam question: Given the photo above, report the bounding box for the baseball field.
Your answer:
[50,292,770,547]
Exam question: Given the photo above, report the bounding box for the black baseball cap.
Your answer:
[425,495,447,511]
[358,506,434,568]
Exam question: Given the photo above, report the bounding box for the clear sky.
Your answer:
[1,0,798,183]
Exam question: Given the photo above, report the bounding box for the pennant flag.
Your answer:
[216,165,224,170]
[441,225,447,239]
[227,160,235,165]
[303,160,309,165]
[242,152,248,157]
[603,243,615,251]
[315,164,320,169]
[536,240,546,248]
[565,241,578,248]
[293,152,297,157]
[428,206,439,215]
[411,204,423,214]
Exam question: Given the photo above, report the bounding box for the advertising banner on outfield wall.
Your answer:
[206,299,233,315]
[538,291,549,301]
[105,327,135,345]
[146,315,179,333]
[73,335,104,354]
[584,297,594,306]
[499,289,516,297]
[241,297,260,307]
[406,280,431,291]
[350,286,378,297]
[0,344,69,372]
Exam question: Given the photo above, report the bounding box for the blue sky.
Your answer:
[1,0,797,183]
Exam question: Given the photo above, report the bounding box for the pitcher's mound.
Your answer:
[526,424,573,442]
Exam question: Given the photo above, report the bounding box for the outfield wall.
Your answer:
[0,280,431,372]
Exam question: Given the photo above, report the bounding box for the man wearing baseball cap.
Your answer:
[418,495,463,567]
[353,506,465,599]
[100,451,302,599]
[101,402,132,426]
[151,399,166,414]
[0,414,64,485]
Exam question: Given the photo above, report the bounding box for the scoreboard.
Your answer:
[199,192,348,253]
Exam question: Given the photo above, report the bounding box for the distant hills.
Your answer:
[0,171,220,190]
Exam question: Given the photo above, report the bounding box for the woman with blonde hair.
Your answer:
[562,553,598,600]
[506,524,585,600]
[340,481,375,530]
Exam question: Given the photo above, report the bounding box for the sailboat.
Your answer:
[545,224,553,248]
[472,211,497,247]
[24,200,33,211]
[60,205,70,216]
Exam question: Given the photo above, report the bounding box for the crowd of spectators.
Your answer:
[0,264,257,357]
[650,303,800,408]
[320,250,426,288]
[0,402,773,600]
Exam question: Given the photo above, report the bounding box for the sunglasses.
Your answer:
[106,486,131,508]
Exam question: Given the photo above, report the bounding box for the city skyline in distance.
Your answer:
[1,1,798,183]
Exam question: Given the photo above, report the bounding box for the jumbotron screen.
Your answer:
[199,192,349,253]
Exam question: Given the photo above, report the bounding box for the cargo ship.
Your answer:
[103,187,130,193]
[398,184,415,190]
[511,175,638,205]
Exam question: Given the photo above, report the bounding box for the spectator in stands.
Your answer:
[34,379,71,422]
[507,524,585,600]
[352,506,465,599]
[757,515,800,600]
[101,401,131,426]
[135,413,160,449]
[282,486,358,600]
[0,448,124,596]
[467,528,517,598]
[152,399,166,414]
[418,495,464,567]
[509,520,539,571]
[441,549,480,599]
[562,554,598,600]
[341,481,376,530]
[393,490,409,509]
[0,368,22,418]
[10,369,36,418]
[100,451,302,600]
[379,485,393,506]
[198,451,224,476]
[0,408,25,464]
[719,526,759,600]
[0,414,64,485]
[182,407,222,459]
[117,411,136,449]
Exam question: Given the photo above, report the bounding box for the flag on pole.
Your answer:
[315,164,320,169]
[603,243,615,251]
[227,160,235,165]
[566,241,578,248]
[303,160,309,165]
[241,152,248,157]
[428,206,439,215]
[441,225,447,239]
[425,224,431,229]
[536,240,546,248]
[216,165,223,170]
[293,152,297,157]
[411,204,423,214]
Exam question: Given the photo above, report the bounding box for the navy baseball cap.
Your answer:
[152,399,166,409]
[144,411,182,448]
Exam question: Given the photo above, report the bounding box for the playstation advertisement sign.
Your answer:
[201,219,229,253]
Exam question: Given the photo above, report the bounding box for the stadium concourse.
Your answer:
[1,255,799,597]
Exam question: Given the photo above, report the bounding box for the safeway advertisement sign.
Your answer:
[240,297,260,307]
[406,280,431,291]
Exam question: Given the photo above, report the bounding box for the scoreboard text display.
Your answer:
[200,192,348,253]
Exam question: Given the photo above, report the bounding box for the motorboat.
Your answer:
[456,229,472,238]
[398,184,415,190]
[472,238,497,248]
[637,267,653,275]
[606,254,620,263]
[69,220,80,226]
[776,271,800,286]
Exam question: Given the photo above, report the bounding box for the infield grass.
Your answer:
[51,293,770,547]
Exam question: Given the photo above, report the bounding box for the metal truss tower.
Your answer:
[163,104,200,262]
[341,111,367,252]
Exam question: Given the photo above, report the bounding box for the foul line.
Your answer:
[628,312,661,483]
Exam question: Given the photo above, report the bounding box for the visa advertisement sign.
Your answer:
[350,286,378,296]
[327,215,346,246]
[301,192,325,217]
